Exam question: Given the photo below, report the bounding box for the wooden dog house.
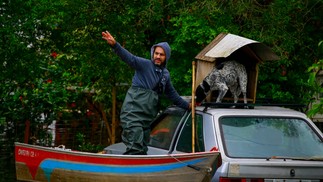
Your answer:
[195,33,279,103]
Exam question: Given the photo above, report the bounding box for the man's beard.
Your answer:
[154,58,162,66]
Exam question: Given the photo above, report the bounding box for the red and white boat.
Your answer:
[15,142,221,182]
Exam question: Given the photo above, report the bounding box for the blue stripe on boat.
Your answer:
[40,158,206,181]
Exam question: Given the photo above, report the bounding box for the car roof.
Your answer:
[195,105,308,118]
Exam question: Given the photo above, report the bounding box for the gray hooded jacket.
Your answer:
[112,42,189,109]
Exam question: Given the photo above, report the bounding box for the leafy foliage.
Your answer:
[307,41,323,117]
[1,0,322,146]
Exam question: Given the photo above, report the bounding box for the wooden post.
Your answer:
[192,61,196,153]
[24,120,30,144]
[100,104,112,144]
[111,86,117,144]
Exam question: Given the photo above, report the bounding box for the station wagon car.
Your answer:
[105,103,323,181]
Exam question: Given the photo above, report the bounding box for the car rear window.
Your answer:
[220,116,323,158]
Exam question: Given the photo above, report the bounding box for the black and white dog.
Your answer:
[196,60,248,104]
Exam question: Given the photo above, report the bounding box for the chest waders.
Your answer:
[120,86,159,155]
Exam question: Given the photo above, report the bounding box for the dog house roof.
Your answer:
[195,33,280,62]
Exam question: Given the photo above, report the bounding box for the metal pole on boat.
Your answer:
[192,61,196,153]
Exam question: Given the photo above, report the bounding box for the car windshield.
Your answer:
[220,116,323,158]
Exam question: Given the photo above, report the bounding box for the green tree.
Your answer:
[1,0,323,147]
[0,0,83,145]
[307,41,323,117]
[215,0,323,104]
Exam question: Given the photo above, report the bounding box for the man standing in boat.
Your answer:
[102,31,191,155]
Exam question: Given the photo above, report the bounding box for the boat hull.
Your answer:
[15,142,221,182]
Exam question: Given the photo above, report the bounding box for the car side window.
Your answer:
[149,113,183,150]
[176,114,205,153]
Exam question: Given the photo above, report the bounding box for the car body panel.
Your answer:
[226,160,323,178]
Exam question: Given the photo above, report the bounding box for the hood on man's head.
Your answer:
[151,42,171,65]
